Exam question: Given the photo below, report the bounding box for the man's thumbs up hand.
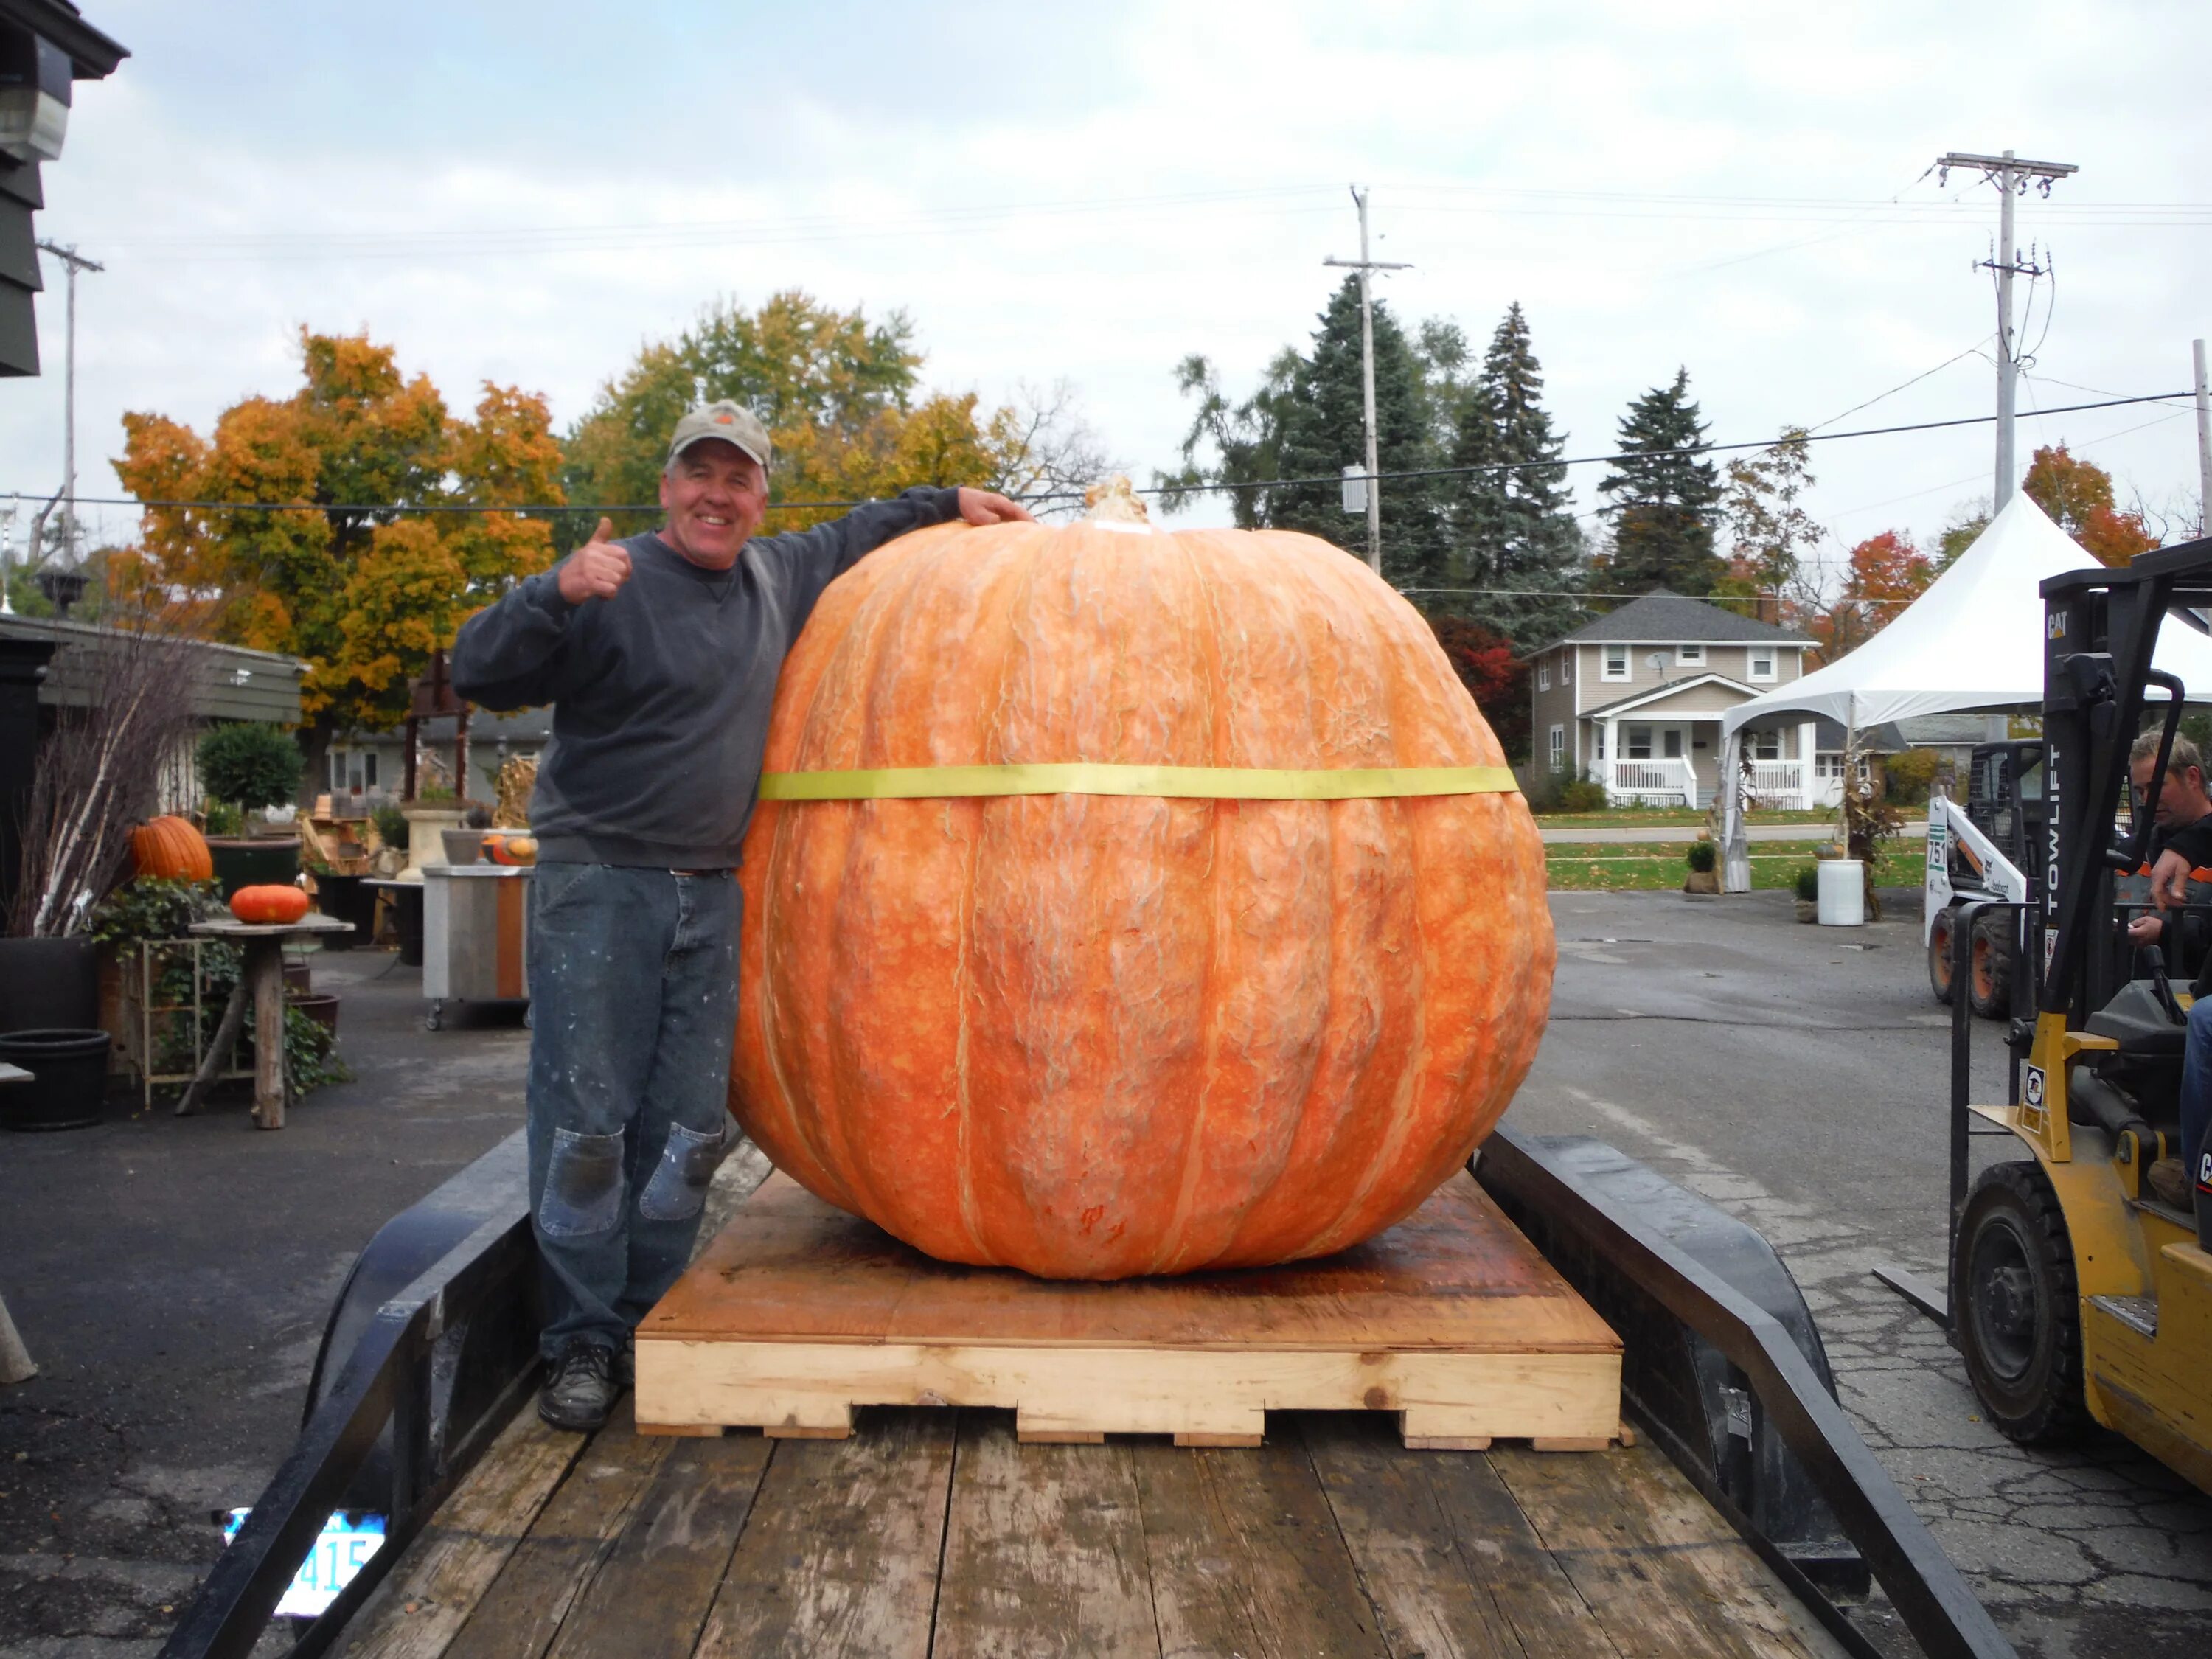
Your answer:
[557,518,633,604]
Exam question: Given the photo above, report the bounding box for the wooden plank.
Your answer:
[1130,1433,1388,1659]
[639,1339,1618,1447]
[695,1408,953,1658]
[333,1412,585,1659]
[1303,1416,1528,1659]
[542,1435,772,1659]
[1489,1444,1840,1659]
[438,1419,670,1659]
[646,1172,1618,1354]
[931,1412,1160,1659]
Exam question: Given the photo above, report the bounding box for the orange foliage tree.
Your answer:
[1806,530,1935,661]
[2023,443,2160,566]
[113,330,563,787]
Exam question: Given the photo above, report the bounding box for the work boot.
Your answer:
[2148,1157,2189,1208]
[538,1340,617,1433]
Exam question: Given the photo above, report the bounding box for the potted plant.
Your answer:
[1683,836,1720,895]
[442,803,493,867]
[198,722,305,896]
[1793,863,1820,923]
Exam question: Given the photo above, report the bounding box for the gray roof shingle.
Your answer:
[1547,590,1811,648]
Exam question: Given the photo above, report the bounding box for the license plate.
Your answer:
[221,1509,386,1618]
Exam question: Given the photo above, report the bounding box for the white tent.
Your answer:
[1717,493,2212,891]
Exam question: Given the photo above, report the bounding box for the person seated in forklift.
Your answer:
[450,401,1033,1433]
[2121,731,2212,1204]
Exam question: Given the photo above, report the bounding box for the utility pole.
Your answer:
[35,240,102,566]
[1935,151,2076,511]
[2194,338,2211,532]
[1324,186,1409,574]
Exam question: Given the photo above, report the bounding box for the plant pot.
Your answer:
[311,872,373,949]
[0,1027,113,1130]
[283,960,313,995]
[1682,869,1720,895]
[399,804,465,878]
[1795,899,1819,923]
[441,827,485,866]
[0,936,99,1033]
[208,835,302,897]
[288,990,339,1037]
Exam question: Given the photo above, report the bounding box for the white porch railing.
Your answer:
[1745,759,1811,811]
[1608,758,1697,808]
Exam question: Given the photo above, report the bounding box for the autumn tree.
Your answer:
[1599,369,1722,595]
[1807,529,1935,659]
[114,330,564,790]
[1425,614,1531,762]
[2023,443,2159,566]
[564,291,1113,534]
[1716,428,1819,621]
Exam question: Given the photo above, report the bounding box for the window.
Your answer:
[1751,731,1781,761]
[329,751,344,792]
[1663,729,1683,760]
[1677,644,1704,666]
[1559,651,1571,684]
[1603,644,1629,681]
[1626,726,1653,759]
[1537,662,1551,691]
[1548,725,1565,768]
[1748,647,1775,681]
[364,753,378,787]
[1593,726,1606,760]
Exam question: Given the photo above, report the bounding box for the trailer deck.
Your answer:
[330,1398,1848,1659]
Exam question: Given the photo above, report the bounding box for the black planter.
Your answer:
[0,1027,112,1130]
[0,936,99,1033]
[392,883,425,967]
[312,873,374,950]
[208,836,301,898]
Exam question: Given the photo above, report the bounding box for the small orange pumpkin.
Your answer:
[230,884,310,925]
[131,815,213,882]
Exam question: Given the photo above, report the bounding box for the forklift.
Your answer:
[1899,541,2212,1490]
[1924,739,2046,1017]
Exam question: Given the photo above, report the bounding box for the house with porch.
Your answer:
[1528,592,1832,808]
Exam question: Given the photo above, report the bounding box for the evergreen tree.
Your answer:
[1269,279,1451,593]
[1599,369,1722,594]
[1445,304,1584,647]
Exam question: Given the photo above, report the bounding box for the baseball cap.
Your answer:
[666,400,772,471]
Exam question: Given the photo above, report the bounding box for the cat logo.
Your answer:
[2048,612,2067,640]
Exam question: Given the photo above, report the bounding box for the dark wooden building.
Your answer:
[0,0,125,375]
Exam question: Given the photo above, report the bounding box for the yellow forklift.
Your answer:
[1881,540,2212,1489]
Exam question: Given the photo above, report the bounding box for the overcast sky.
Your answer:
[10,0,2210,586]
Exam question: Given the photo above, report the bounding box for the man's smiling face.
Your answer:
[659,439,768,570]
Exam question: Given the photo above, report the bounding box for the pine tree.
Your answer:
[1600,368,1722,595]
[1270,278,1450,592]
[1446,304,1583,647]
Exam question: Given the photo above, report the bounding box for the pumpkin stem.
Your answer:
[1082,475,1150,524]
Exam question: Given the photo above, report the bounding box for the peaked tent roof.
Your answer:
[1551,589,1811,647]
[1720,493,2212,742]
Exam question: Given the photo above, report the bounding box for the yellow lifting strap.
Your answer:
[757,762,1521,801]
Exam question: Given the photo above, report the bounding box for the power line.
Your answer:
[35,389,2192,520]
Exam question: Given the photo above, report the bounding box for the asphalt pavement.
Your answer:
[2,897,2206,1658]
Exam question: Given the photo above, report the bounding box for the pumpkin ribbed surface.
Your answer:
[131,815,213,882]
[230,883,309,925]
[729,519,1554,1279]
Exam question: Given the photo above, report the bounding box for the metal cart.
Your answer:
[419,865,532,1030]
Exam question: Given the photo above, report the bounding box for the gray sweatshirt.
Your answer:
[449,487,964,869]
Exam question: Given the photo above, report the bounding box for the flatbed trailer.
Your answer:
[156,1130,2016,1659]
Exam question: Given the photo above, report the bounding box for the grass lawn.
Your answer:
[1545,841,1927,892]
[1533,807,1840,829]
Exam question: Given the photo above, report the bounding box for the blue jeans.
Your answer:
[2184,997,2212,1188]
[525,863,740,1358]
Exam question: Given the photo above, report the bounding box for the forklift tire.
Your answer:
[1952,1161,2089,1445]
[1969,913,2013,1019]
[1928,908,1958,1006]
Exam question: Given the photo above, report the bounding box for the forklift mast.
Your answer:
[2036,544,2212,1032]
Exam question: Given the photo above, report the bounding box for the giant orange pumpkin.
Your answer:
[131,815,213,883]
[728,502,1554,1279]
[230,884,310,925]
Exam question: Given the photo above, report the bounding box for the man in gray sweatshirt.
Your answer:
[451,400,1031,1430]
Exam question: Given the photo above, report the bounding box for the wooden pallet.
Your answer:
[635,1169,1623,1450]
